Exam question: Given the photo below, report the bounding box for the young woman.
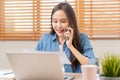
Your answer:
[36,2,97,73]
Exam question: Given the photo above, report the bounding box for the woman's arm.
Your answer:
[69,45,89,65]
[65,27,96,65]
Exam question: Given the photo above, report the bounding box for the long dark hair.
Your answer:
[50,2,82,70]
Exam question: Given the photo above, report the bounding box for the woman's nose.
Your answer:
[57,22,62,27]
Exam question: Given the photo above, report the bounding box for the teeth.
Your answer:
[58,30,63,31]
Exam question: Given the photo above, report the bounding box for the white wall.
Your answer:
[0,41,37,68]
[91,40,120,57]
[0,40,120,68]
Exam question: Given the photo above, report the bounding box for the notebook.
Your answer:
[6,52,64,80]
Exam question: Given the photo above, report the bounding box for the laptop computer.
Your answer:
[6,52,64,80]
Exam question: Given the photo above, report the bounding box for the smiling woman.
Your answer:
[52,10,69,41]
[35,2,97,73]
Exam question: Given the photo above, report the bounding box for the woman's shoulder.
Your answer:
[79,32,89,39]
[42,33,51,36]
[40,33,55,40]
[40,33,52,39]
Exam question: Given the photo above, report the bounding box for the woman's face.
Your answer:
[52,10,69,37]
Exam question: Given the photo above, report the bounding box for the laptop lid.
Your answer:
[6,52,64,80]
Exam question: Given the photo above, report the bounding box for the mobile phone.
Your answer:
[65,29,71,41]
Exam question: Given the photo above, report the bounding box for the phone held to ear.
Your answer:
[65,29,71,41]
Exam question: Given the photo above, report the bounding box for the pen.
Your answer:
[3,72,13,75]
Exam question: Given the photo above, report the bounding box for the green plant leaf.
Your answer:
[100,53,120,77]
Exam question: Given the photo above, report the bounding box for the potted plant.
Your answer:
[100,53,120,80]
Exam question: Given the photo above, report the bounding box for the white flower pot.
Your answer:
[100,76,120,80]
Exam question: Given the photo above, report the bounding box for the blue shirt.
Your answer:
[35,32,97,73]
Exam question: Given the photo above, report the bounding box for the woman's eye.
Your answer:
[61,21,66,23]
[53,21,57,23]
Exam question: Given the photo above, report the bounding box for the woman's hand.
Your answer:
[64,27,89,65]
[64,27,73,48]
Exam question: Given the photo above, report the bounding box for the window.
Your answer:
[1,0,35,40]
[0,0,4,39]
[76,0,120,39]
[0,0,120,40]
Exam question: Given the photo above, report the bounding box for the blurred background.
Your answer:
[0,0,120,68]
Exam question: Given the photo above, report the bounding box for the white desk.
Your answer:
[0,69,82,80]
[0,69,99,80]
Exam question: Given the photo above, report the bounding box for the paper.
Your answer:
[58,45,71,64]
[58,51,71,64]
[0,69,15,80]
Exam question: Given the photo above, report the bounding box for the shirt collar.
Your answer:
[52,33,67,48]
[52,33,57,41]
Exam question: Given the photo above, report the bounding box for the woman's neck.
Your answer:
[58,36,65,45]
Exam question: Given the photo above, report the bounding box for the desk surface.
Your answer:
[65,73,82,80]
[0,69,99,80]
[0,69,82,80]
